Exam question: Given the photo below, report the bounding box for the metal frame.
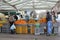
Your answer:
[0,0,59,10]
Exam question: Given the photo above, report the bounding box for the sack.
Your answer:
[10,24,16,30]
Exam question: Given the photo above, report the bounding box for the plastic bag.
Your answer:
[10,24,16,30]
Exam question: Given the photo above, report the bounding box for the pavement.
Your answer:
[0,33,60,40]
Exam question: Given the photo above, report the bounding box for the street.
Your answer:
[0,33,60,40]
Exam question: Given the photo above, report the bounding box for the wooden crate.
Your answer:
[16,26,23,34]
[30,26,35,34]
[22,26,28,34]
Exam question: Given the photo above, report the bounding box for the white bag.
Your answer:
[10,24,16,30]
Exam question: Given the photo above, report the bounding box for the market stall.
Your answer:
[0,13,8,32]
[15,19,28,34]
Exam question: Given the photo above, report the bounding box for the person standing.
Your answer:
[14,14,18,21]
[52,11,56,23]
[51,11,57,34]
[35,21,40,35]
[9,15,15,34]
[9,15,15,27]
[46,12,52,36]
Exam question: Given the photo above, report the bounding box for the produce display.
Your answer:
[42,18,47,23]
[0,21,7,24]
[15,19,27,24]
[38,18,47,23]
[38,19,43,23]
[0,24,3,27]
[0,13,7,24]
[0,19,8,27]
[28,19,36,24]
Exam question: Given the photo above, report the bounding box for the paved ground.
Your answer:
[0,33,60,40]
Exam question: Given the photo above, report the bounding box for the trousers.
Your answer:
[47,21,52,34]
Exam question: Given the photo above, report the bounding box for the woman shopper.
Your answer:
[46,12,53,36]
[9,15,15,27]
[9,15,16,34]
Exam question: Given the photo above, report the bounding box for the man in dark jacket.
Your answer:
[46,12,52,36]
[46,12,52,21]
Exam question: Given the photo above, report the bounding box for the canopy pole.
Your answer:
[8,12,10,16]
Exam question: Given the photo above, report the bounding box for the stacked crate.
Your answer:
[22,25,28,34]
[16,25,23,34]
[28,19,36,34]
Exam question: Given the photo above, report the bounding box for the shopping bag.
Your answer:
[10,24,16,30]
